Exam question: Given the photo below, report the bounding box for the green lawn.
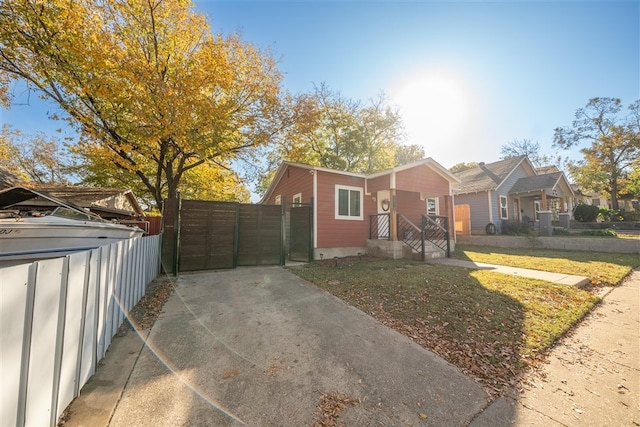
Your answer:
[452,245,638,286]
[289,258,599,394]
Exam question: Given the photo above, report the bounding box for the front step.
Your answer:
[411,249,446,260]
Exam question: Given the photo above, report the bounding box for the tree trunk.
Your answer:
[610,182,619,210]
[610,165,620,210]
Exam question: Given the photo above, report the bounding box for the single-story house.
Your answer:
[453,156,574,234]
[260,158,461,260]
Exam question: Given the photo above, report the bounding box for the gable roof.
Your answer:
[535,165,560,174]
[259,161,366,204]
[509,173,562,194]
[453,156,530,194]
[367,157,461,184]
[260,158,460,204]
[509,172,575,196]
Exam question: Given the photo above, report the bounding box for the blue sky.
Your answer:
[2,0,639,172]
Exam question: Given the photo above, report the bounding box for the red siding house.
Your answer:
[260,159,460,260]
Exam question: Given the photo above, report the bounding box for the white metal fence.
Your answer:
[1,234,162,427]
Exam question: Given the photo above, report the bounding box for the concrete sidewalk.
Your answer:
[429,258,591,288]
[471,268,640,426]
[63,267,491,426]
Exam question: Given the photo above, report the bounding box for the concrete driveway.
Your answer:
[65,266,490,426]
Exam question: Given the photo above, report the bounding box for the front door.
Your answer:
[377,190,390,239]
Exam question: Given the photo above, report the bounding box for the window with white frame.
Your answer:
[534,200,541,220]
[335,185,362,220]
[500,196,508,219]
[274,195,281,205]
[292,193,302,207]
[426,197,439,216]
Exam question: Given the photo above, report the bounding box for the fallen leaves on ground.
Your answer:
[291,257,599,397]
[128,275,176,330]
[311,392,359,427]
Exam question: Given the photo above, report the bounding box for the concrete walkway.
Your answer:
[63,267,490,426]
[429,258,591,287]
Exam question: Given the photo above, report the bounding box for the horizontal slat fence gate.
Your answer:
[178,200,238,271]
[1,234,162,427]
[237,204,283,266]
[164,198,284,272]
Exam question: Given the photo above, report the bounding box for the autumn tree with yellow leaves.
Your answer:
[256,84,424,194]
[0,0,285,209]
[554,97,640,210]
[1,124,70,184]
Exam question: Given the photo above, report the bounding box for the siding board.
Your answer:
[366,175,390,194]
[265,165,313,206]
[455,192,491,233]
[396,165,449,195]
[316,171,372,248]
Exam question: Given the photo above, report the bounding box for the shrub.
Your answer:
[574,204,600,222]
[598,208,624,222]
[552,227,571,235]
[500,220,532,235]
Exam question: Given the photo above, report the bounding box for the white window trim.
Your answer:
[534,200,541,220]
[292,192,302,207]
[335,184,363,220]
[274,194,281,205]
[500,196,508,219]
[426,197,439,216]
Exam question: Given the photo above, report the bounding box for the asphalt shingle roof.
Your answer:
[509,173,562,194]
[453,156,525,194]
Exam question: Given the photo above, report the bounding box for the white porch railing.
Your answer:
[1,234,162,427]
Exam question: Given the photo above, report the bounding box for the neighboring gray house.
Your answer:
[453,156,574,234]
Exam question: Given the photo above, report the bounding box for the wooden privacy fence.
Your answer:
[454,204,471,236]
[162,199,286,273]
[1,234,162,427]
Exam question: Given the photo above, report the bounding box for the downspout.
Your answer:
[450,185,456,243]
[478,160,499,228]
[389,171,397,241]
[313,170,318,252]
